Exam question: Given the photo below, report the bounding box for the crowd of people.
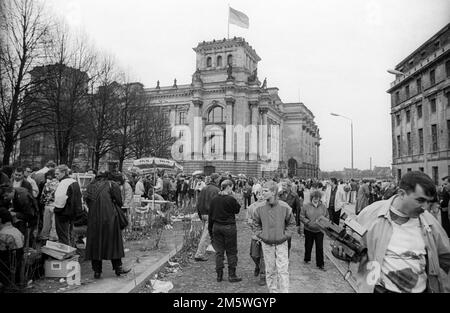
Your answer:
[0,160,449,293]
[192,171,450,293]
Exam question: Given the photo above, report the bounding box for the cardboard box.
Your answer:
[44,255,80,278]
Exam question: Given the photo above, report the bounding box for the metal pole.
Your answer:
[227,4,230,39]
[351,120,354,179]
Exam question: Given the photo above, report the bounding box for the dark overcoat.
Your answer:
[85,179,124,261]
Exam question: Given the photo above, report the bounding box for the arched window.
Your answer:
[208,106,224,123]
[217,56,222,67]
[227,54,233,66]
[207,57,212,68]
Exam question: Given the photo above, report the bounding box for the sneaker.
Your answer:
[194,256,208,262]
[304,260,310,264]
[318,266,326,271]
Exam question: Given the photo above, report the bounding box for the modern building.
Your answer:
[387,23,450,184]
[145,37,320,177]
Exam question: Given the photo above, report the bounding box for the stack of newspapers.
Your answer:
[41,241,77,260]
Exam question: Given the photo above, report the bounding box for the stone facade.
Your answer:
[145,37,320,177]
[387,23,450,184]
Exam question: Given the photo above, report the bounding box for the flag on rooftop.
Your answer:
[229,7,249,29]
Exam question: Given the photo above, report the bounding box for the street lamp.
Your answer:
[331,113,354,179]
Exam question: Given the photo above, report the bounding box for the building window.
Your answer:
[417,104,422,119]
[416,77,422,93]
[432,166,438,185]
[217,55,222,67]
[406,109,410,123]
[407,132,412,155]
[418,128,424,153]
[446,60,450,78]
[208,106,224,123]
[396,114,401,126]
[206,57,212,68]
[397,169,402,180]
[210,134,216,154]
[419,167,424,172]
[397,135,401,157]
[446,92,450,107]
[430,69,435,86]
[430,98,436,113]
[405,85,410,99]
[447,120,450,149]
[32,141,40,155]
[395,91,400,104]
[227,54,233,66]
[177,111,186,125]
[431,124,438,151]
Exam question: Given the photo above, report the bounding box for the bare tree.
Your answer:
[110,80,145,171]
[129,105,174,160]
[0,0,51,165]
[84,55,122,171]
[34,22,95,165]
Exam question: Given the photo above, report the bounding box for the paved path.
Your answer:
[142,209,353,293]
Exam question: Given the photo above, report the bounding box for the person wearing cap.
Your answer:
[194,173,221,261]
[208,179,241,282]
[252,181,296,293]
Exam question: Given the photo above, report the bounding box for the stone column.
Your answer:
[169,107,176,127]
[259,108,268,161]
[191,100,203,160]
[225,97,235,161]
[249,101,259,161]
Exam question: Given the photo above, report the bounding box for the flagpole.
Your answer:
[227,4,230,39]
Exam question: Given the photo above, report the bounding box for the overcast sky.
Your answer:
[45,0,450,171]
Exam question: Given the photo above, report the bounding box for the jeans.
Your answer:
[194,216,211,259]
[40,205,58,240]
[211,223,238,272]
[92,259,122,273]
[261,241,289,293]
[244,196,251,209]
[304,229,324,267]
[328,207,341,225]
[55,214,72,246]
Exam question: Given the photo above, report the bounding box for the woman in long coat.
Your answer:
[355,180,370,215]
[85,172,130,279]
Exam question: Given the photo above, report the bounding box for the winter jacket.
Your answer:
[252,200,296,245]
[354,196,450,293]
[196,183,220,216]
[300,201,328,232]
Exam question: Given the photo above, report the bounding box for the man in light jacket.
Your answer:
[335,171,450,293]
[252,181,296,293]
[324,178,348,225]
[53,165,83,246]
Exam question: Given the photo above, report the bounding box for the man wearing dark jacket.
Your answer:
[53,165,83,246]
[12,168,33,195]
[278,180,302,254]
[194,173,221,261]
[1,185,38,246]
[208,180,241,282]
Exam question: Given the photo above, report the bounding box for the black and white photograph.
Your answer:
[0,0,449,300]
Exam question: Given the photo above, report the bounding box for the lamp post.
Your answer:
[331,113,353,179]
